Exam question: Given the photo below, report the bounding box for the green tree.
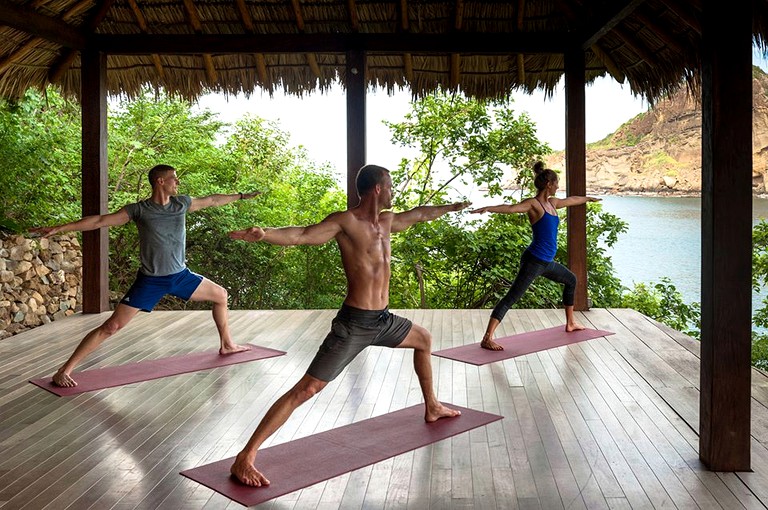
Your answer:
[0,88,82,230]
[752,220,768,370]
[384,92,626,312]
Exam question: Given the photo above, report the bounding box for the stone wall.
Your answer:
[0,234,82,339]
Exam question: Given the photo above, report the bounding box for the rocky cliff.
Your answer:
[545,66,768,195]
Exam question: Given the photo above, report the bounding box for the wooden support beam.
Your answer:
[699,0,751,472]
[80,49,110,313]
[346,50,366,209]
[0,1,86,48]
[564,49,588,311]
[516,0,525,86]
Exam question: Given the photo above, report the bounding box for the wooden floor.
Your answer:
[1,308,768,510]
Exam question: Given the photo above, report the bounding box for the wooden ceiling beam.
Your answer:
[450,53,460,88]
[203,53,218,83]
[235,0,254,32]
[125,0,166,80]
[234,0,270,89]
[255,53,270,87]
[449,0,463,87]
[93,32,570,55]
[403,53,413,82]
[400,0,409,31]
[659,0,701,35]
[347,0,359,32]
[61,0,93,21]
[49,0,117,83]
[182,0,203,32]
[555,0,625,82]
[181,0,218,85]
[590,43,624,83]
[614,25,656,65]
[634,11,687,56]
[0,1,85,48]
[291,0,305,31]
[1,0,108,75]
[579,0,648,50]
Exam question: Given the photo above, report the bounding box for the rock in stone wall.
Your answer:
[0,234,82,339]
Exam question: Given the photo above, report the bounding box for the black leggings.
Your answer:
[491,250,577,322]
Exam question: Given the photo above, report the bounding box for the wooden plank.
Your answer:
[1,309,766,508]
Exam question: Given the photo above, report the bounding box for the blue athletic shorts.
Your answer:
[119,268,204,312]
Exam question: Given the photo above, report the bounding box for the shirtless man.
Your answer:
[31,164,258,387]
[227,164,468,487]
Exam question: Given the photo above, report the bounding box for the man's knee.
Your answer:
[291,377,326,403]
[211,283,228,305]
[100,319,125,336]
[407,326,432,351]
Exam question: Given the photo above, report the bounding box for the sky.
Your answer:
[195,48,768,181]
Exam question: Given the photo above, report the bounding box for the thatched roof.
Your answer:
[0,0,765,104]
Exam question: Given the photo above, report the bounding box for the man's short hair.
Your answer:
[355,165,390,197]
[148,164,176,187]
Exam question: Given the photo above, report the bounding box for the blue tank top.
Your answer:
[527,209,559,262]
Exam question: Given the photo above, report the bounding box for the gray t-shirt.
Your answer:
[124,195,192,276]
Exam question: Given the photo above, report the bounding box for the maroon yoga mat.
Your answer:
[432,325,614,366]
[29,344,285,396]
[181,403,502,507]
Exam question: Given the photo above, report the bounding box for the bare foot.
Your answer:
[480,335,503,351]
[566,322,586,332]
[425,402,462,423]
[220,343,251,355]
[52,370,77,387]
[230,452,270,487]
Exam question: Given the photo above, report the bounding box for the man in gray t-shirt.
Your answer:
[32,164,260,388]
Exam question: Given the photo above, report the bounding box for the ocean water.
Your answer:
[598,195,768,318]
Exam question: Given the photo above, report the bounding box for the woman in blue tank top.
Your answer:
[470,162,601,351]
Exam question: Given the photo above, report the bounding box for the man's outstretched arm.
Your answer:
[229,212,343,246]
[189,191,261,212]
[391,201,471,232]
[30,208,131,237]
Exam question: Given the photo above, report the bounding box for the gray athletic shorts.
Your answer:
[306,304,413,382]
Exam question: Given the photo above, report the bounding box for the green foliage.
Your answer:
[384,93,626,313]
[753,220,768,369]
[753,333,768,372]
[5,85,766,368]
[0,89,82,229]
[385,93,550,203]
[620,277,701,338]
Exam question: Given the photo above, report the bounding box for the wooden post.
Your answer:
[346,50,366,209]
[80,49,110,313]
[699,1,752,471]
[564,49,588,310]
